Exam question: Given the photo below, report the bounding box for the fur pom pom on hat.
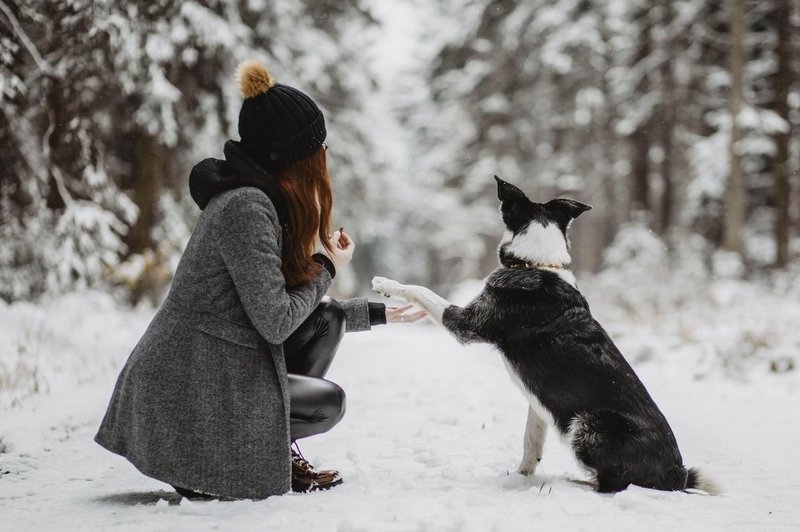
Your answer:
[235,59,326,171]
[236,60,276,99]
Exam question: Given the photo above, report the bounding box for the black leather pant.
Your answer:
[284,297,346,441]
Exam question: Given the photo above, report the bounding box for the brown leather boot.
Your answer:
[290,444,343,493]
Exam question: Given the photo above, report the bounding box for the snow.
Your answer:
[2,281,800,531]
[4,3,798,527]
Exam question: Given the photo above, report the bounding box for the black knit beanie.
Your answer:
[235,60,326,171]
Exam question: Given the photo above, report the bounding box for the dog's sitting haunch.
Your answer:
[372,176,719,494]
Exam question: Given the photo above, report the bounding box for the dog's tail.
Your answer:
[685,467,722,495]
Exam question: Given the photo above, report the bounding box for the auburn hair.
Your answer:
[274,147,334,287]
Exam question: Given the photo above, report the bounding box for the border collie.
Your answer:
[372,176,718,494]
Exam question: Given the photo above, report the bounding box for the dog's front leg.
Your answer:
[372,277,451,325]
[441,304,488,344]
[518,407,548,476]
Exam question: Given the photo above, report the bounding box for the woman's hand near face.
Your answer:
[325,229,354,268]
[386,303,427,324]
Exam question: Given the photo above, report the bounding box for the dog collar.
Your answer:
[507,260,563,271]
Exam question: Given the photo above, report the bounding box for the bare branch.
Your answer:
[0,0,54,76]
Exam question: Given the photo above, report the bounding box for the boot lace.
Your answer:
[291,441,314,472]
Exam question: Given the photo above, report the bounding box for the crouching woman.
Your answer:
[94,60,423,500]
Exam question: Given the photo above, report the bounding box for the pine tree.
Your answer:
[418,0,797,284]
[0,0,382,302]
[773,0,792,268]
[723,0,746,256]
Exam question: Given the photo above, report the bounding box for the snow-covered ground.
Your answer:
[1,279,799,531]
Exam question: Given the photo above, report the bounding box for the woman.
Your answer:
[95,60,424,499]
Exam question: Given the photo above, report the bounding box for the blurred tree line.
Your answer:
[409,0,799,288]
[1,0,798,304]
[0,0,398,303]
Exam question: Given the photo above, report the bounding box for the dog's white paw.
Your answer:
[371,276,407,300]
[517,458,539,477]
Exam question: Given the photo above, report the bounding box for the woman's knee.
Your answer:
[322,382,346,428]
[317,297,345,332]
[289,376,346,439]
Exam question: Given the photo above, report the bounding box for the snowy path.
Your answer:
[2,304,799,531]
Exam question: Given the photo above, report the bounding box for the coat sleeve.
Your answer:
[340,297,373,332]
[215,189,332,345]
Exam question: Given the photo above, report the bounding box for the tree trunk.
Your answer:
[631,124,651,214]
[658,0,675,235]
[127,132,163,255]
[600,11,619,269]
[630,10,652,216]
[773,0,791,268]
[723,0,746,256]
[45,79,68,211]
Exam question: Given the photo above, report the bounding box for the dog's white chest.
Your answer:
[501,357,556,427]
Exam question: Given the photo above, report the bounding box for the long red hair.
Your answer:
[275,147,334,287]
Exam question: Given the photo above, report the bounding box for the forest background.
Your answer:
[1,0,798,313]
[2,5,800,526]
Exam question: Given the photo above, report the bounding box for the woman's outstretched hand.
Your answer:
[325,229,354,268]
[386,303,427,324]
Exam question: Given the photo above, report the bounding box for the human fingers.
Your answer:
[331,231,343,250]
[386,304,415,323]
[339,231,354,249]
[404,310,428,322]
[390,306,427,323]
[387,304,414,318]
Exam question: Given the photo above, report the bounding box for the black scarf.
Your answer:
[189,140,289,226]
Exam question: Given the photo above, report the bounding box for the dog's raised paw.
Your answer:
[371,276,407,299]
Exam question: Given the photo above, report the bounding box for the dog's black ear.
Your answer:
[495,175,527,204]
[546,198,592,219]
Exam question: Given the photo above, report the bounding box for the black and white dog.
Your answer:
[373,176,718,494]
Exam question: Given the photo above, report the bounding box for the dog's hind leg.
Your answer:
[518,406,548,476]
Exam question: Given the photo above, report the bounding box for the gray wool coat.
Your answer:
[95,186,372,499]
